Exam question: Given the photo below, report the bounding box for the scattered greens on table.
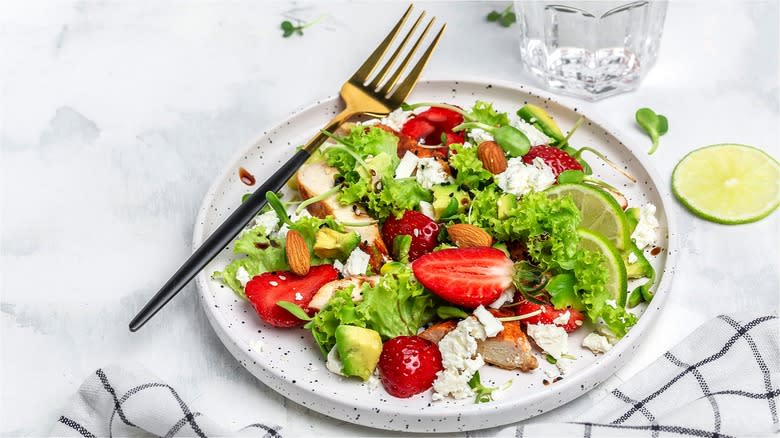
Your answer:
[635,107,669,155]
[280,15,324,38]
[486,5,517,27]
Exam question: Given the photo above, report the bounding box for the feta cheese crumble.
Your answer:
[416,157,452,189]
[552,310,571,326]
[250,339,265,352]
[510,118,551,146]
[335,248,370,278]
[395,151,420,179]
[488,288,515,309]
[628,252,639,264]
[326,346,345,376]
[432,317,487,400]
[236,266,252,287]
[361,106,430,131]
[468,128,494,144]
[631,203,659,250]
[473,305,505,337]
[418,200,435,220]
[526,323,569,360]
[582,332,613,354]
[556,357,575,374]
[253,210,280,235]
[495,157,556,197]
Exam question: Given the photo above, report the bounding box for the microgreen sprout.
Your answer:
[468,371,512,403]
[437,306,470,320]
[276,301,312,321]
[496,309,542,322]
[266,191,293,225]
[635,108,669,155]
[574,147,637,183]
[295,185,342,214]
[280,15,324,38]
[486,5,517,27]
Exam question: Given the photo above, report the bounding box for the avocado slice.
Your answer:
[517,104,565,145]
[335,325,383,380]
[313,227,360,259]
[432,185,469,219]
[497,193,516,220]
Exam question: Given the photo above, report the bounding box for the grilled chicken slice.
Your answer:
[419,311,538,372]
[308,276,379,311]
[296,161,389,264]
[419,320,458,344]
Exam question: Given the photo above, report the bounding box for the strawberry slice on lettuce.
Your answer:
[411,247,514,308]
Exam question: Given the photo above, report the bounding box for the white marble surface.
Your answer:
[1,1,778,436]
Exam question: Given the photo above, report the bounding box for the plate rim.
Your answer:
[192,77,678,432]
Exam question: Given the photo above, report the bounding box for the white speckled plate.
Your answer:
[193,79,677,433]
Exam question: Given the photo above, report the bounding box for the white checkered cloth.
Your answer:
[51,365,280,438]
[52,314,778,437]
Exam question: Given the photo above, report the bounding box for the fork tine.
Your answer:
[367,11,426,90]
[388,23,447,105]
[377,17,435,96]
[350,4,414,84]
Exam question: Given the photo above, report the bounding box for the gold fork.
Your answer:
[129,5,446,331]
[303,5,445,153]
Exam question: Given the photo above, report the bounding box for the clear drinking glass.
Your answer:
[514,1,668,100]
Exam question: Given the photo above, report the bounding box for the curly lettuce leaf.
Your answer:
[307,266,439,355]
[325,125,399,172]
[449,143,493,190]
[365,178,432,219]
[469,101,510,126]
[468,188,581,270]
[468,188,636,336]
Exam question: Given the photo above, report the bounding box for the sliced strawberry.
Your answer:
[245,265,339,328]
[443,131,465,146]
[382,210,440,262]
[378,336,442,398]
[416,107,463,131]
[522,145,583,177]
[514,300,585,333]
[401,117,436,143]
[402,106,464,145]
[412,247,514,308]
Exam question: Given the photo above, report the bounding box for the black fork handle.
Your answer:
[128,149,311,332]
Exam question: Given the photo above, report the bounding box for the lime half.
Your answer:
[578,228,628,307]
[546,183,631,250]
[672,144,780,224]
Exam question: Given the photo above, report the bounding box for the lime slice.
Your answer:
[577,228,628,307]
[545,183,631,250]
[672,144,780,224]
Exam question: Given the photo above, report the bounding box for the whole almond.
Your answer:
[477,141,508,174]
[447,224,493,248]
[285,230,311,276]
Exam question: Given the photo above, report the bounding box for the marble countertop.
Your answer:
[1,1,778,436]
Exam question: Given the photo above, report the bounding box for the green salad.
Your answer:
[213,100,660,402]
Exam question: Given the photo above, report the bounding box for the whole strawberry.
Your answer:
[522,145,583,176]
[378,336,443,398]
[382,210,440,261]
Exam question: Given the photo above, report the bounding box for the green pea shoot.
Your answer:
[635,108,669,155]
